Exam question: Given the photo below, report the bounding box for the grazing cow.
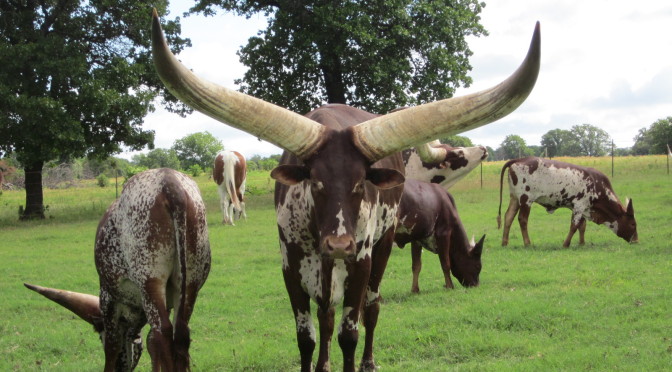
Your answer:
[404,141,488,189]
[152,11,540,371]
[25,168,211,371]
[394,179,485,293]
[213,150,247,225]
[497,157,638,247]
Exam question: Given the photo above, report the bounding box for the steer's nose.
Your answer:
[322,236,356,259]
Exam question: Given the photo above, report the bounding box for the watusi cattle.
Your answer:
[213,150,247,225]
[497,157,638,247]
[394,179,484,293]
[25,168,211,371]
[152,10,540,371]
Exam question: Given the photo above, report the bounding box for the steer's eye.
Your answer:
[312,180,324,191]
[352,181,364,194]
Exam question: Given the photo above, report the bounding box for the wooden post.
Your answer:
[480,162,483,189]
[611,140,614,178]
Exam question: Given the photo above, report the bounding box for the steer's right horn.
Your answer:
[24,283,103,331]
[151,9,326,159]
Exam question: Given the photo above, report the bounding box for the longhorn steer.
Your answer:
[152,10,540,371]
[497,157,638,247]
[395,179,484,293]
[213,150,247,225]
[404,141,488,189]
[25,168,211,371]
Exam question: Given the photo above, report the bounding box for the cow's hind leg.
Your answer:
[143,279,175,372]
[501,195,520,246]
[518,201,532,246]
[410,242,422,293]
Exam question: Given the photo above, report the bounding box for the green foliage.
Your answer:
[188,164,203,177]
[96,174,109,188]
[171,132,223,171]
[632,116,672,155]
[439,135,474,147]
[190,0,487,113]
[497,134,533,160]
[132,148,181,170]
[540,128,579,157]
[1,157,670,370]
[0,1,191,217]
[571,123,611,157]
[123,165,148,185]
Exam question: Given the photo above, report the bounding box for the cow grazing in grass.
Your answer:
[395,179,484,293]
[404,141,488,189]
[25,168,211,371]
[497,157,638,247]
[152,11,540,371]
[213,150,247,225]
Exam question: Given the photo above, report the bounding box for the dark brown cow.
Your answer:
[497,157,638,247]
[152,10,540,371]
[213,150,247,225]
[25,168,211,371]
[403,141,488,189]
[395,179,484,293]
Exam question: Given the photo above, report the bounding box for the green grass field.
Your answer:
[1,156,671,371]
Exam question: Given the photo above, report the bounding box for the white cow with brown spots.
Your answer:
[497,157,638,247]
[213,150,247,225]
[25,168,211,371]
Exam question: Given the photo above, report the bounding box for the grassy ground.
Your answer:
[1,156,671,371]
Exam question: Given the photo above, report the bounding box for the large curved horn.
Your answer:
[151,9,326,159]
[24,283,103,330]
[353,22,541,162]
[415,140,448,163]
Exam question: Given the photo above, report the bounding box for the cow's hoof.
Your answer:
[359,359,378,372]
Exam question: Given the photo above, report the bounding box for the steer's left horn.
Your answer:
[352,22,542,162]
[24,283,103,331]
[151,9,326,159]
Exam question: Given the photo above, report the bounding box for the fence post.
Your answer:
[480,162,483,189]
[611,140,614,178]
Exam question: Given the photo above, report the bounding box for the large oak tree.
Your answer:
[189,0,487,114]
[0,1,189,219]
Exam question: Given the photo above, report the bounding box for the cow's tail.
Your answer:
[167,179,192,371]
[224,152,242,213]
[497,160,516,229]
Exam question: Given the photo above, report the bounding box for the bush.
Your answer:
[96,174,109,188]
[187,164,203,177]
[123,166,148,185]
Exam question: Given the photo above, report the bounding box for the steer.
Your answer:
[404,141,488,189]
[497,157,638,247]
[213,150,247,225]
[152,10,540,371]
[25,168,211,371]
[395,179,485,293]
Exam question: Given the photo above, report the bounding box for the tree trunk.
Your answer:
[319,46,347,104]
[21,160,45,220]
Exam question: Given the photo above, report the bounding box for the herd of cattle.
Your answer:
[23,14,638,372]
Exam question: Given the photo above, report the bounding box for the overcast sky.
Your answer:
[123,0,672,159]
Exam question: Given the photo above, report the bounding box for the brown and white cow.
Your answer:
[25,168,211,371]
[395,179,484,293]
[497,157,638,247]
[152,11,540,371]
[404,141,488,189]
[213,150,247,225]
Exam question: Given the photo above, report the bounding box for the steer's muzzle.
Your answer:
[629,232,639,244]
[322,235,356,259]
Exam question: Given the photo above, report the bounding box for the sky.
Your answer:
[122,0,672,160]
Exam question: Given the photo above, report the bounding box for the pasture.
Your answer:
[1,155,671,371]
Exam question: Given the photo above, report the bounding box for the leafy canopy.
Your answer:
[171,131,224,171]
[190,0,487,114]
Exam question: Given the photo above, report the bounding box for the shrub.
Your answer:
[96,174,109,188]
[187,164,203,177]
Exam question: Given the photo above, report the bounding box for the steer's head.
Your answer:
[23,283,143,371]
[272,125,405,259]
[616,198,638,243]
[450,234,485,287]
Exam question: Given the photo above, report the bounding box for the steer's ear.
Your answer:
[472,234,486,257]
[271,165,310,186]
[626,198,634,216]
[366,168,405,189]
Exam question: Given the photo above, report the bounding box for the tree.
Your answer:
[633,117,672,155]
[171,132,224,171]
[498,134,532,160]
[570,124,611,157]
[133,148,181,170]
[439,135,474,147]
[540,129,579,157]
[189,0,487,114]
[0,2,190,219]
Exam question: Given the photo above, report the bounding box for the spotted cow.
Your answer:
[25,168,211,371]
[395,179,484,293]
[403,141,488,189]
[152,11,540,371]
[497,157,638,247]
[213,150,247,225]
